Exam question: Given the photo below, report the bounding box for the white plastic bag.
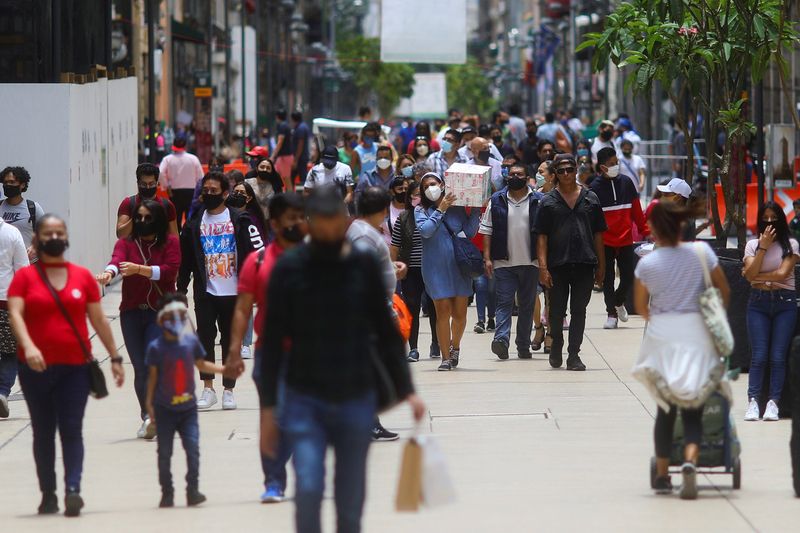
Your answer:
[418,435,456,508]
[635,242,655,257]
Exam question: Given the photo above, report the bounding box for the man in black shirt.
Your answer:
[535,153,607,371]
[259,187,425,533]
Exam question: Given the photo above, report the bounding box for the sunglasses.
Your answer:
[555,167,576,175]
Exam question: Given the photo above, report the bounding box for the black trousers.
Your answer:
[171,188,195,231]
[654,405,703,459]
[548,263,595,358]
[603,245,635,316]
[194,294,237,388]
[399,267,438,351]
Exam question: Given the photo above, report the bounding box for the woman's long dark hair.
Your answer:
[648,199,704,246]
[131,199,168,246]
[758,201,793,257]
[241,181,268,234]
[256,157,284,194]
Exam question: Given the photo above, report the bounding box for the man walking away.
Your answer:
[260,187,425,533]
[481,163,543,360]
[0,166,45,261]
[535,154,607,371]
[272,110,295,192]
[291,111,311,190]
[159,134,204,231]
[590,147,648,329]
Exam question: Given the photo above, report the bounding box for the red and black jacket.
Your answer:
[589,175,648,247]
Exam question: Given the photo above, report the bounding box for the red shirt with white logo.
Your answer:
[8,263,101,365]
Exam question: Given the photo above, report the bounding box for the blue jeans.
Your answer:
[283,387,376,533]
[254,367,292,490]
[0,352,16,397]
[474,274,497,322]
[18,364,90,493]
[494,266,539,350]
[154,405,200,492]
[747,289,798,401]
[120,308,161,420]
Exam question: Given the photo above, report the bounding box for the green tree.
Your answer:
[446,60,497,119]
[337,36,415,117]
[579,0,798,245]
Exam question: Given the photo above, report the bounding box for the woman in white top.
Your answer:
[741,202,799,422]
[632,201,730,499]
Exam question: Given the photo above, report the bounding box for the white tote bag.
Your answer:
[418,435,457,508]
[694,243,734,357]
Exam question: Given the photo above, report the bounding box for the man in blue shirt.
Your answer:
[290,111,310,189]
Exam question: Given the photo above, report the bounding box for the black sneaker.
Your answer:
[429,343,441,359]
[37,492,58,515]
[438,359,452,371]
[372,423,399,441]
[486,318,496,331]
[517,348,533,359]
[159,491,175,508]
[566,356,586,371]
[473,321,485,334]
[491,339,509,360]
[549,353,563,368]
[653,476,673,495]
[407,349,420,363]
[64,489,84,517]
[449,347,460,368]
[187,489,207,506]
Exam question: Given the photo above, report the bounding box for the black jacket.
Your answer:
[177,207,264,299]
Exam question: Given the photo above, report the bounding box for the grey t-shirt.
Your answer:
[0,199,44,248]
[635,242,719,315]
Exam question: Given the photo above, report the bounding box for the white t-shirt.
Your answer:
[0,221,29,299]
[0,198,44,248]
[479,190,538,269]
[200,209,238,296]
[619,154,647,192]
[304,162,354,190]
[591,138,614,164]
[346,219,396,300]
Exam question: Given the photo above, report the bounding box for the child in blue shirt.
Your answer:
[145,293,229,508]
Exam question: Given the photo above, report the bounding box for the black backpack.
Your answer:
[0,198,37,227]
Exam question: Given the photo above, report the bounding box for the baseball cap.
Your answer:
[657,178,692,199]
[600,119,615,128]
[246,146,269,158]
[460,126,476,135]
[321,145,339,165]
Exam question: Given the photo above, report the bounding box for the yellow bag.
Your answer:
[395,438,423,512]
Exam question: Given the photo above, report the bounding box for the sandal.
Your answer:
[531,325,545,351]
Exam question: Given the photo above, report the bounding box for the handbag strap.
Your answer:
[34,263,94,363]
[693,242,713,289]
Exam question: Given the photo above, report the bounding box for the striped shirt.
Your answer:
[425,150,466,177]
[391,216,423,268]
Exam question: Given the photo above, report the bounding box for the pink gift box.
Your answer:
[444,163,492,207]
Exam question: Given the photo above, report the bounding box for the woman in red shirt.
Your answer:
[8,214,124,517]
[96,200,180,439]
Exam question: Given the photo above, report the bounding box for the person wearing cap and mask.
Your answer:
[535,154,607,371]
[355,144,395,199]
[225,193,306,504]
[653,177,706,241]
[259,187,425,533]
[244,146,270,180]
[159,134,204,231]
[480,163,543,360]
[591,119,616,164]
[245,157,284,220]
[613,116,642,154]
[416,172,481,371]
[427,128,467,176]
[178,172,264,413]
[590,147,649,330]
[467,137,505,192]
[303,145,354,204]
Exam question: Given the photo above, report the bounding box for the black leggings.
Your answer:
[654,405,703,458]
[399,267,438,351]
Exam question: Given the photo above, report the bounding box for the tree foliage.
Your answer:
[446,60,498,119]
[336,36,415,117]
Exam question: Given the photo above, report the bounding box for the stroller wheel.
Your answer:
[650,456,657,489]
[732,457,741,490]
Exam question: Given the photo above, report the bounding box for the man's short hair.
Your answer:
[202,171,230,192]
[537,139,554,151]
[597,147,617,166]
[269,192,304,221]
[620,139,634,149]
[276,109,287,121]
[357,186,391,217]
[376,145,392,157]
[1,166,32,187]
[443,128,462,142]
[135,162,160,181]
[291,111,302,122]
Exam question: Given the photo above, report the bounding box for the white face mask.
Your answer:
[425,184,443,202]
[416,145,429,156]
[376,158,392,170]
[605,164,620,178]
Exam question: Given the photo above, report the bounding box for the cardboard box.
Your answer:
[444,163,492,207]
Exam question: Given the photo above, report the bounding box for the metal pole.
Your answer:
[224,0,231,144]
[208,0,216,153]
[569,0,578,110]
[755,80,765,208]
[241,5,246,155]
[329,0,336,116]
[147,0,157,163]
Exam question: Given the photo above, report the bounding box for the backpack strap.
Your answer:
[26,199,36,227]
[128,195,137,216]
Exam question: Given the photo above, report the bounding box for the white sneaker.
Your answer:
[137,418,148,439]
[615,305,629,322]
[197,388,218,410]
[222,390,237,410]
[744,398,760,421]
[763,399,780,421]
[603,316,619,329]
[241,346,253,359]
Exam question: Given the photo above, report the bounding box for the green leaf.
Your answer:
[723,42,731,61]
[753,15,765,40]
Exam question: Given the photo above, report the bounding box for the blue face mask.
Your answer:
[401,166,414,178]
[501,167,510,179]
[577,148,589,158]
[162,317,186,337]
[535,173,547,187]
[440,139,453,153]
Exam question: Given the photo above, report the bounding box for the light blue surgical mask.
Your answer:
[440,139,453,153]
[536,173,547,187]
[401,166,414,178]
[577,148,589,158]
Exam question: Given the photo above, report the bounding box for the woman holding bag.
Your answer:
[631,201,730,500]
[415,172,480,371]
[8,214,124,517]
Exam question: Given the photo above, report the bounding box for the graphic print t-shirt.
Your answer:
[145,335,206,411]
[200,208,238,296]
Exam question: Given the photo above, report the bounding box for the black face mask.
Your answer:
[492,136,503,145]
[38,238,68,257]
[134,220,157,235]
[600,130,613,141]
[507,177,527,191]
[3,184,21,198]
[281,225,305,243]
[202,193,225,210]
[322,160,336,170]
[226,193,247,209]
[257,170,272,180]
[138,186,157,199]
[478,150,490,162]
[394,191,407,203]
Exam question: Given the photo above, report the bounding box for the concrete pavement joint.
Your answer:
[0,422,31,452]
[545,408,560,430]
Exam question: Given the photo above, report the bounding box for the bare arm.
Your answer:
[225,292,254,379]
[742,252,768,282]
[196,359,225,375]
[389,244,400,262]
[593,232,606,285]
[752,255,798,283]
[537,234,552,288]
[633,278,650,320]
[483,234,494,278]
[116,215,133,239]
[273,135,285,157]
[87,302,124,386]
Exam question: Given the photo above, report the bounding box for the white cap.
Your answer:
[657,178,692,199]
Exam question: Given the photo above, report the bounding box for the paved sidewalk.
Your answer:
[0,284,795,532]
